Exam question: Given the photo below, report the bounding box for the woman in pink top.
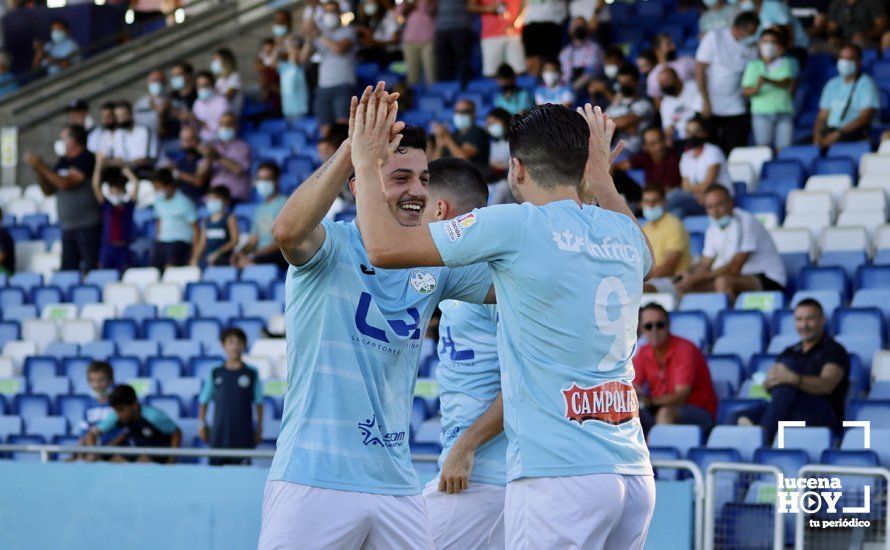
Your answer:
[399,0,436,86]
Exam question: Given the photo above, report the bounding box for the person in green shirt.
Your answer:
[741,28,797,150]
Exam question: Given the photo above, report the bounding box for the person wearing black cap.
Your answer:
[66,99,94,133]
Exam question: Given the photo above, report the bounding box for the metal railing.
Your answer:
[705,462,785,550]
[652,459,706,550]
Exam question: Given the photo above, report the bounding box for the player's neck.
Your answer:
[523,185,581,206]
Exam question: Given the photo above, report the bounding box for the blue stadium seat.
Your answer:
[231,317,265,345]
[241,265,279,296]
[161,340,203,363]
[647,425,701,458]
[23,356,58,382]
[10,272,43,295]
[716,398,767,425]
[0,415,23,440]
[244,132,272,151]
[683,215,710,234]
[187,318,222,345]
[121,304,157,326]
[410,398,428,434]
[852,289,890,322]
[278,130,308,152]
[762,158,806,186]
[0,396,6,414]
[197,302,241,324]
[707,426,764,461]
[0,287,25,309]
[102,319,140,344]
[81,341,117,360]
[834,307,885,344]
[146,395,183,419]
[669,310,710,348]
[48,271,80,297]
[30,377,71,400]
[777,145,820,173]
[147,356,184,383]
[69,284,102,307]
[62,358,91,394]
[83,269,119,289]
[734,291,785,313]
[767,334,799,354]
[848,400,890,428]
[14,394,51,418]
[3,304,37,323]
[836,334,881,370]
[190,356,224,380]
[774,426,831,462]
[780,252,809,293]
[143,319,179,342]
[740,192,785,219]
[426,80,461,103]
[56,395,91,431]
[0,320,20,349]
[185,282,220,305]
[284,157,315,180]
[109,356,141,381]
[827,141,871,165]
[791,290,842,319]
[688,447,742,472]
[8,435,45,461]
[43,342,77,360]
[717,310,767,345]
[711,337,762,366]
[717,503,775,549]
[842,427,890,466]
[202,266,238,290]
[799,266,848,300]
[707,355,744,394]
[754,448,807,477]
[771,310,793,339]
[270,280,286,303]
[812,156,856,179]
[416,95,446,117]
[24,416,68,440]
[818,250,867,281]
[6,225,31,241]
[226,281,261,305]
[30,286,63,312]
[125,340,160,363]
[161,378,201,407]
[856,265,890,290]
[241,300,281,322]
[412,418,441,445]
[821,449,879,467]
[749,353,778,376]
[679,292,728,328]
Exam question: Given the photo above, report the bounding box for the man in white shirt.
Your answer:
[657,68,701,142]
[87,102,117,156]
[675,184,786,300]
[695,11,759,153]
[108,101,157,173]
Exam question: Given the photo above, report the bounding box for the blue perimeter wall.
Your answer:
[0,462,694,550]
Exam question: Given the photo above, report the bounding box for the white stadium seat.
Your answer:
[641,292,677,311]
[250,338,287,362]
[0,356,16,378]
[143,283,183,308]
[121,267,161,291]
[879,140,890,154]
[40,303,78,322]
[728,162,756,191]
[836,211,886,237]
[274,356,289,379]
[29,252,61,278]
[2,341,37,369]
[14,241,46,272]
[841,188,887,214]
[242,355,273,379]
[728,146,773,189]
[60,320,98,344]
[860,153,890,176]
[782,212,833,243]
[103,283,141,308]
[769,228,814,257]
[786,190,834,220]
[873,351,890,382]
[22,183,44,202]
[5,198,37,219]
[820,226,871,255]
[39,195,58,224]
[859,174,890,202]
[267,314,286,337]
[21,319,60,352]
[161,266,201,289]
[805,174,852,204]
[80,304,118,330]
[0,186,22,206]
[875,225,890,251]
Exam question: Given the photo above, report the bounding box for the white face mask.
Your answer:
[542,71,560,87]
[604,64,618,80]
[759,42,778,60]
[105,191,124,206]
[364,2,378,15]
[54,139,67,157]
[453,113,473,131]
[488,123,505,139]
[256,179,276,198]
[148,81,164,96]
[322,12,341,30]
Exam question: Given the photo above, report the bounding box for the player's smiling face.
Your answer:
[382,147,429,227]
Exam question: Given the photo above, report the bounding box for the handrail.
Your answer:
[652,458,706,550]
[705,461,785,550]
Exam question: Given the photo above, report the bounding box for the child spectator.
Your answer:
[742,29,796,150]
[76,361,117,460]
[278,38,309,121]
[0,209,13,275]
[191,185,239,267]
[86,384,181,463]
[492,63,534,115]
[198,328,264,465]
[92,154,139,271]
[151,168,199,269]
[534,59,574,107]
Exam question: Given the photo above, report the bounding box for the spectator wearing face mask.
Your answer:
[33,19,80,75]
[742,29,796,150]
[430,99,490,170]
[278,38,310,121]
[586,46,625,106]
[399,0,436,87]
[560,17,604,95]
[151,168,199,269]
[658,68,702,143]
[87,102,117,156]
[160,126,207,205]
[695,11,760,154]
[211,48,243,116]
[24,125,100,271]
[233,163,289,269]
[91,154,139,271]
[676,117,732,217]
[170,61,198,115]
[534,59,574,107]
[639,185,691,294]
[616,127,682,192]
[492,63,533,115]
[134,69,176,140]
[647,33,696,102]
[271,9,294,49]
[813,44,880,150]
[814,0,888,49]
[197,112,252,203]
[107,101,157,173]
[355,0,402,67]
[699,0,740,36]
[605,63,656,154]
[191,70,230,142]
[66,99,94,134]
[522,0,568,76]
[738,0,810,54]
[470,0,526,77]
[485,107,511,182]
[191,185,239,267]
[256,38,282,117]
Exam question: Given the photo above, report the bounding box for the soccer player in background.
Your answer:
[258,83,493,549]
[419,159,507,549]
[352,94,656,548]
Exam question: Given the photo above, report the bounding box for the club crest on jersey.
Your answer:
[562,381,638,425]
[238,375,251,388]
[409,270,437,294]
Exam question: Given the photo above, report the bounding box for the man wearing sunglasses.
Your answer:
[633,303,717,435]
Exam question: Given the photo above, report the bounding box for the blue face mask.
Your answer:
[272,24,288,37]
[206,198,223,214]
[837,59,857,78]
[197,87,214,101]
[210,59,224,75]
[453,113,473,131]
[170,75,186,91]
[51,29,67,43]
[642,205,665,222]
[711,214,732,229]
[255,179,276,198]
[217,127,235,142]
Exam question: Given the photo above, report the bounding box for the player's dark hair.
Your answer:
[220,327,247,345]
[87,360,115,382]
[795,298,824,317]
[429,158,489,211]
[395,125,427,154]
[509,104,589,189]
[641,184,666,199]
[257,161,281,180]
[640,303,669,320]
[65,124,88,147]
[209,185,232,203]
[704,183,732,200]
[108,384,138,407]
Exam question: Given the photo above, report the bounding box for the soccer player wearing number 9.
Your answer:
[352,102,657,549]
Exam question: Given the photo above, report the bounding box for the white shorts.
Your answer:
[422,479,505,550]
[258,480,435,550]
[505,474,656,550]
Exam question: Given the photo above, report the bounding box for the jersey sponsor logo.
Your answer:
[562,381,639,425]
[552,230,641,264]
[457,213,477,228]
[354,292,421,343]
[357,415,406,448]
[439,326,475,361]
[409,270,437,294]
[444,219,464,241]
[238,375,251,388]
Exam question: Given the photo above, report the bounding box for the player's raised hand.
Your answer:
[351,83,403,169]
[348,81,401,142]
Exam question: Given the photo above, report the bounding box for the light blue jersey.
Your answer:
[436,301,507,486]
[269,219,491,495]
[430,201,653,481]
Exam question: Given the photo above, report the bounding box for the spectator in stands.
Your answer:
[87,102,117,156]
[470,0,526,77]
[191,185,239,267]
[163,126,207,205]
[695,11,760,154]
[522,0,568,76]
[586,46,626,106]
[233,163,288,269]
[304,0,357,138]
[559,17,604,96]
[211,48,243,117]
[278,38,309,121]
[434,0,474,83]
[91,154,138,271]
[66,99,94,133]
[430,99,490,170]
[134,69,176,140]
[753,299,851,442]
[616,127,682,193]
[633,303,717,435]
[196,112,252,203]
[741,0,810,54]
[32,19,79,75]
[170,61,198,117]
[677,116,732,215]
[485,107,511,186]
[813,44,880,149]
[355,0,401,67]
[534,59,574,107]
[198,327,264,465]
[492,63,534,115]
[24,124,100,271]
[658,68,701,142]
[605,63,656,153]
[635,49,657,81]
[742,29,796,150]
[256,38,282,117]
[108,101,157,174]
[192,71,229,143]
[399,0,436,86]
[0,208,13,275]
[315,122,349,164]
[151,168,198,269]
[0,51,18,97]
[698,0,740,37]
[80,361,115,440]
[640,185,691,293]
[814,0,888,49]
[86,384,182,464]
[647,33,696,102]
[271,8,294,46]
[675,184,786,299]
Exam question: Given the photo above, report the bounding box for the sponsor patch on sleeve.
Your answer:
[457,213,477,228]
[444,219,464,241]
